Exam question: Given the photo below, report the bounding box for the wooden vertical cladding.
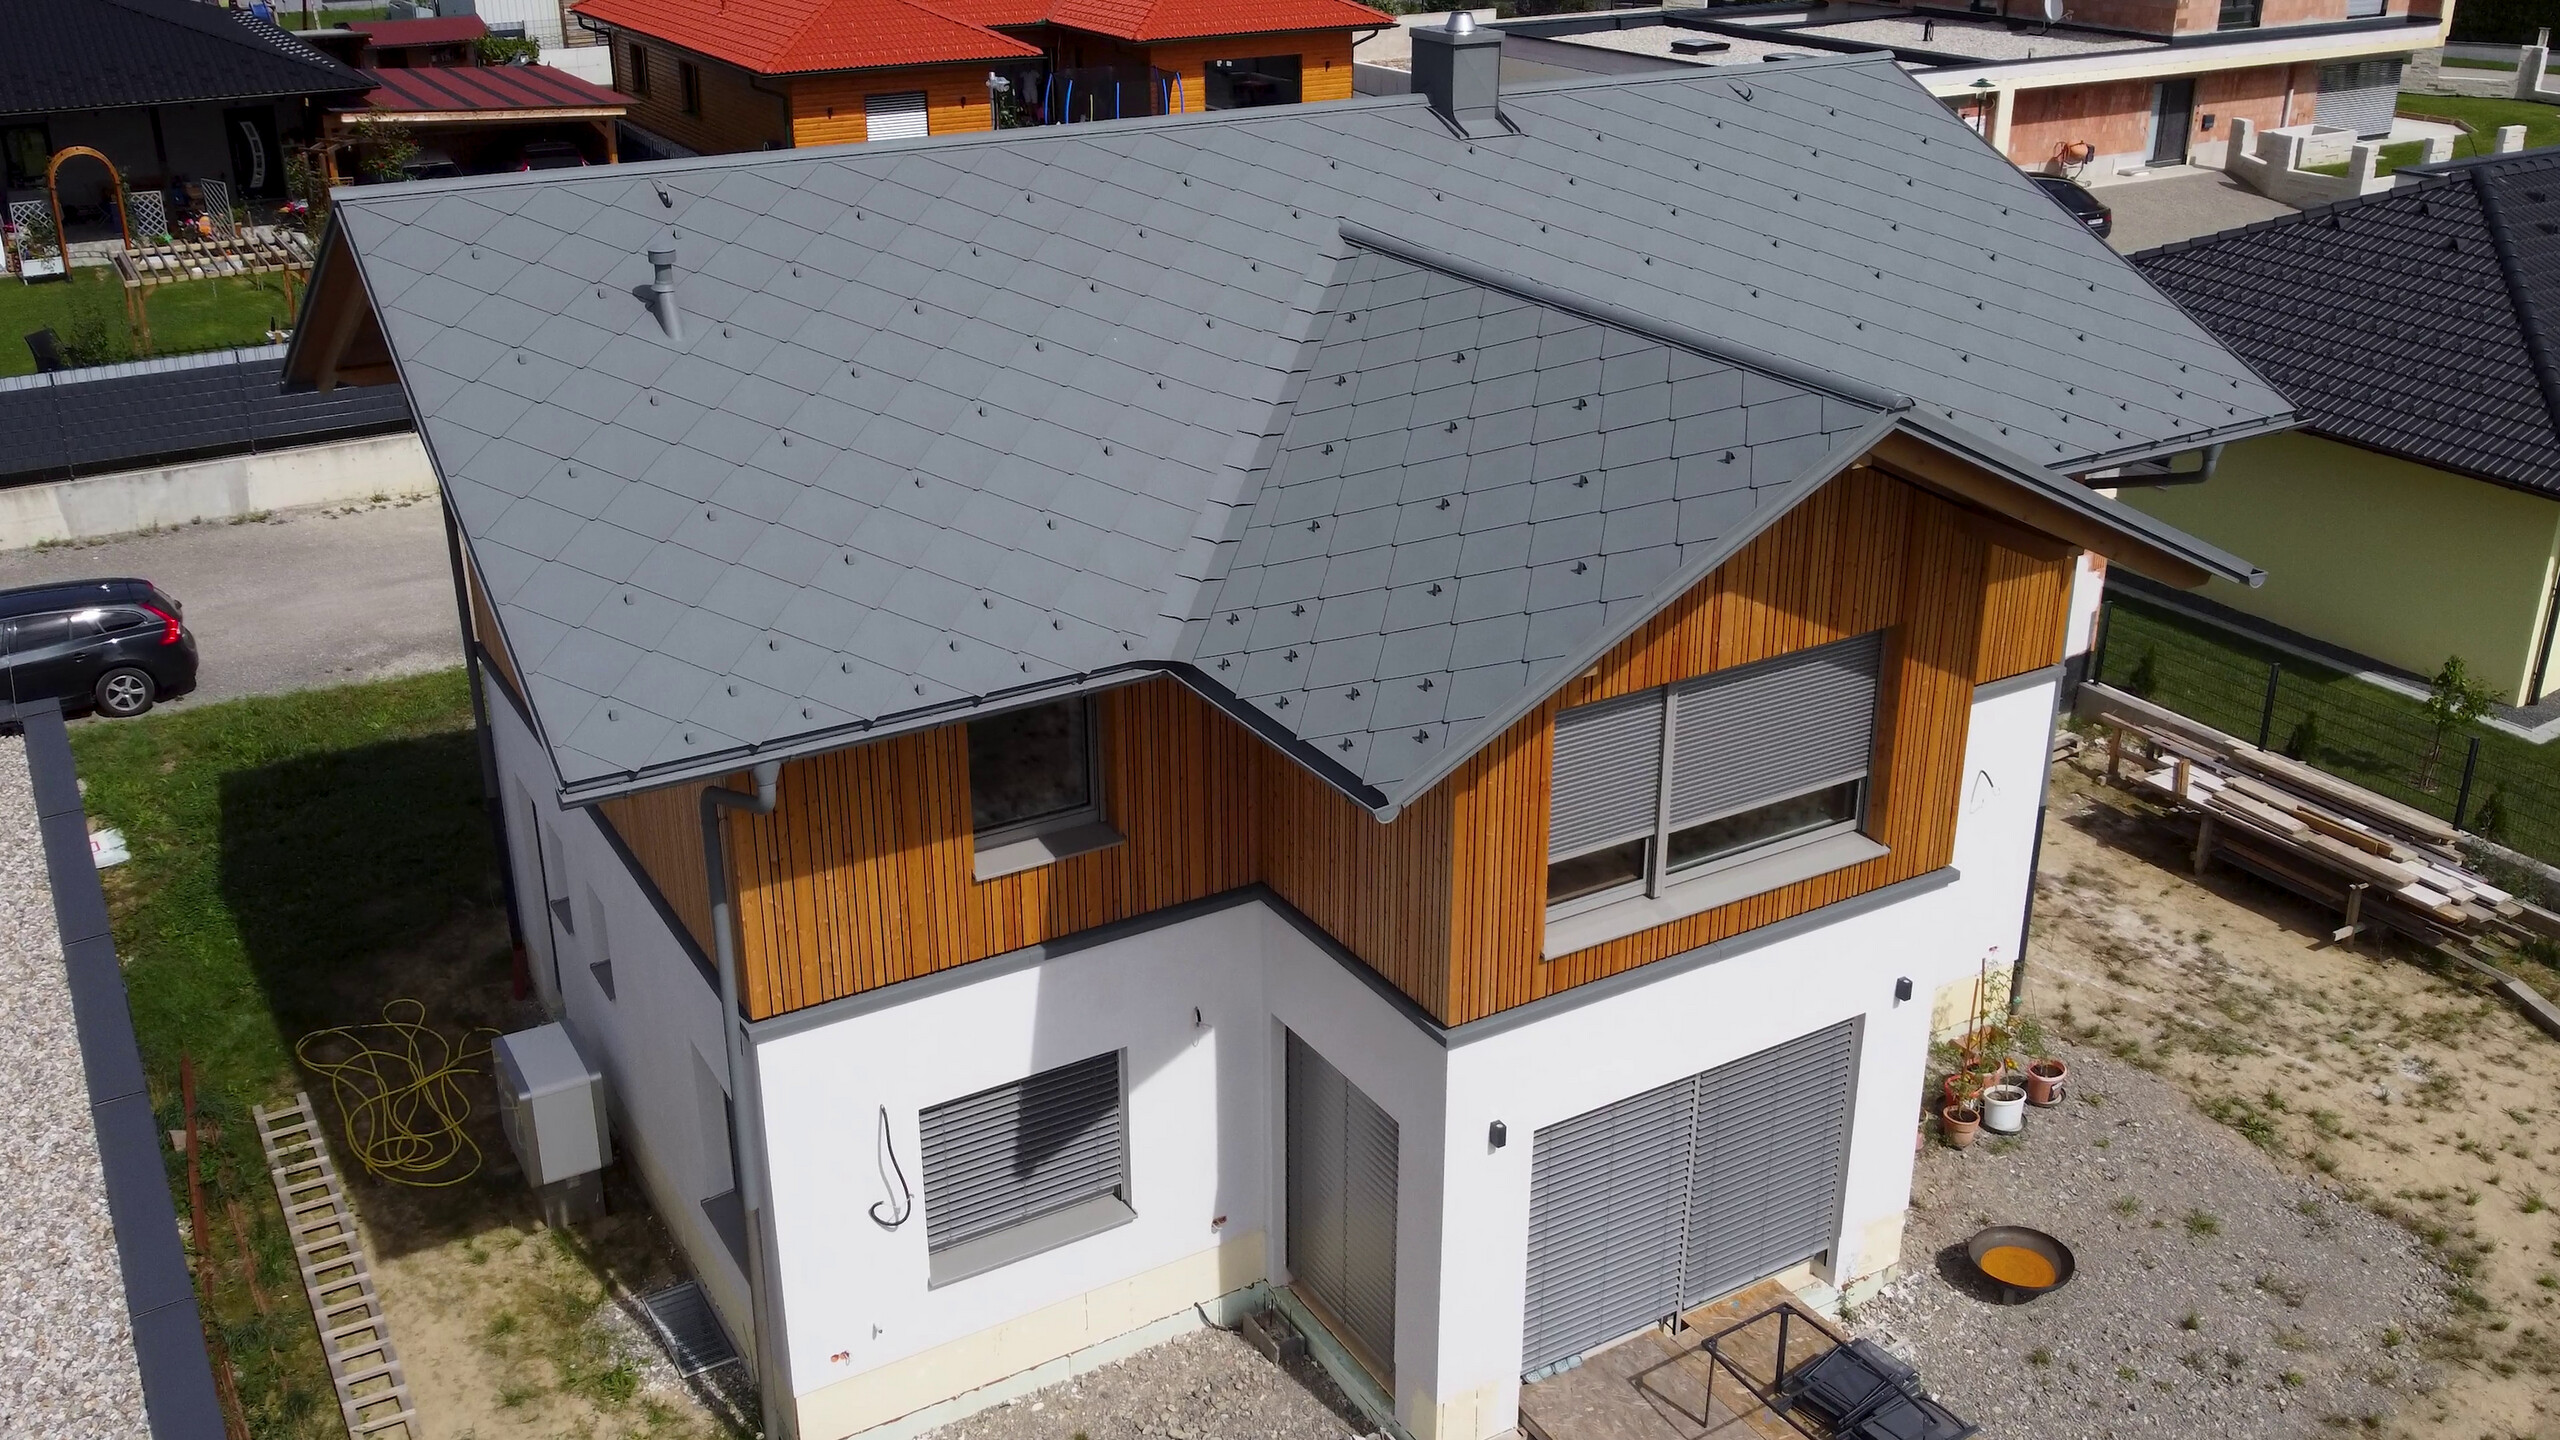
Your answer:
[716,679,1259,1017]
[608,36,789,154]
[788,64,1001,147]
[586,461,2081,1026]
[461,548,527,710]
[1150,30,1356,113]
[596,780,717,957]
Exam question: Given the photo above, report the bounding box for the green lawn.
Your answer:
[2094,596,2560,866]
[69,672,506,1438]
[2304,138,2430,177]
[2441,56,2522,71]
[0,267,295,378]
[2395,92,2560,158]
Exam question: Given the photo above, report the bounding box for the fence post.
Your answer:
[2256,661,2282,750]
[2089,602,2113,687]
[2453,736,2483,832]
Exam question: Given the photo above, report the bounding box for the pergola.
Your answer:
[320,64,627,182]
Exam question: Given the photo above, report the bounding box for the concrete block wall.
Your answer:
[2224,117,2396,207]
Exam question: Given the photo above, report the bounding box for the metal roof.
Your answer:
[346,63,629,114]
[0,0,366,118]
[2135,145,2560,498]
[0,347,412,488]
[311,55,2287,808]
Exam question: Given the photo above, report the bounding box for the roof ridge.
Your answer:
[2469,162,2560,456]
[1337,222,1910,413]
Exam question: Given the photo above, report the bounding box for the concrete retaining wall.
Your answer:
[0,431,435,550]
[2224,117,2409,207]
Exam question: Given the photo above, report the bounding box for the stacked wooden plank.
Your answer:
[2078,684,2560,954]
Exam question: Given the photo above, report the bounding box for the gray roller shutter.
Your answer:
[1287,1032,1399,1371]
[2315,60,2401,140]
[1668,632,1882,829]
[1521,1021,1859,1372]
[920,1051,1126,1253]
[1549,689,1664,859]
[1680,1022,1859,1306]
[1520,1073,1696,1370]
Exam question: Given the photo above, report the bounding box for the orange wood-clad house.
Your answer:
[289,37,2292,1440]
[568,0,1381,154]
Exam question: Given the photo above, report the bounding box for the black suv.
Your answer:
[0,578,199,717]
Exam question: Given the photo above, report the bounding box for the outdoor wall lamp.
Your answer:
[1488,1120,1508,1150]
[1895,976,1914,1003]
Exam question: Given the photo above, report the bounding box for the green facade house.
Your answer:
[2128,146,2560,708]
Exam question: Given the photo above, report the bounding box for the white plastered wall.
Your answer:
[1422,674,2056,1440]
[482,668,754,1340]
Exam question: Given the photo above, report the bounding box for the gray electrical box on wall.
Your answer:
[495,1023,611,1225]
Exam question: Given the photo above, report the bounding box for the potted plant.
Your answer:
[2025,1055,2068,1107]
[1941,1104,1981,1150]
[1981,1082,2027,1135]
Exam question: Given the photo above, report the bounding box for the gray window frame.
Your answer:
[968,697,1107,850]
[1545,632,1884,922]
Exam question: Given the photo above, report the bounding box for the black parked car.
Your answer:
[0,578,199,717]
[2030,174,2112,239]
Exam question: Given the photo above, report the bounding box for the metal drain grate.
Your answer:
[639,1282,742,1376]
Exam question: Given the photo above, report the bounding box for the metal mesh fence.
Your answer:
[2090,597,2560,866]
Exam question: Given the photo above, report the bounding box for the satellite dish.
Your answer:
[2043,0,2064,21]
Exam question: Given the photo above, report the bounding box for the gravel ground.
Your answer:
[1857,1043,2445,1439]
[0,733,151,1438]
[921,1326,1371,1440]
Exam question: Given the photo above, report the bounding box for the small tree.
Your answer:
[2416,654,2496,791]
[2125,644,2160,699]
[2283,710,2320,762]
[2472,785,2508,841]
[351,117,420,184]
[56,279,133,368]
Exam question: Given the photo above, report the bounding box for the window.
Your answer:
[919,1051,1131,1284]
[587,886,614,1001]
[2343,0,2383,14]
[1205,55,1303,110]
[966,698,1118,878]
[679,60,701,116]
[1546,631,1887,935]
[864,90,929,141]
[2216,0,2260,29]
[624,44,649,97]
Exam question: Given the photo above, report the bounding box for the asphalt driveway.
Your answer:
[0,500,463,709]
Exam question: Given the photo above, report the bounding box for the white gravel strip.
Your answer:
[0,734,151,1439]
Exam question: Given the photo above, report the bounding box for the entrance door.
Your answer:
[223,106,282,198]
[2149,79,2195,167]
[1521,1021,1858,1373]
[1286,1031,1399,1377]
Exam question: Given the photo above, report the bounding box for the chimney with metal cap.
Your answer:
[647,235,683,341]
[1413,10,1504,138]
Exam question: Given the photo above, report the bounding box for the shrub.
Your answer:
[2284,710,2320,761]
[2125,644,2159,698]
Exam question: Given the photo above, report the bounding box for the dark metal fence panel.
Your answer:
[2090,597,2560,866]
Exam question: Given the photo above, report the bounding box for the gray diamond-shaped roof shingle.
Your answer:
[314,54,2285,812]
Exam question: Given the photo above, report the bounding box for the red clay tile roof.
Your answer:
[344,63,627,112]
[571,0,1037,73]
[346,15,489,45]
[572,0,1383,73]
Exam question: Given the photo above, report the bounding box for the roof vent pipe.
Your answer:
[647,237,683,341]
[1413,9,1505,139]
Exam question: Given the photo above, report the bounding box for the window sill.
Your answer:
[1541,829,1889,960]
[973,820,1124,883]
[927,1192,1135,1288]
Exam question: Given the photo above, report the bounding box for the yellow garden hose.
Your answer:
[295,1000,501,1188]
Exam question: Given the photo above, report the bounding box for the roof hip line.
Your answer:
[2472,169,2560,446]
[1335,220,1914,415]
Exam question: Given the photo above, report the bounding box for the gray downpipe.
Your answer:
[702,762,783,1432]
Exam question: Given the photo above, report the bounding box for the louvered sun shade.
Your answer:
[1667,632,1884,830]
[920,1052,1126,1254]
[1547,689,1665,861]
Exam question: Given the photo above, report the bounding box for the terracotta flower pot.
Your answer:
[2025,1057,2068,1107]
[1941,1105,1982,1150]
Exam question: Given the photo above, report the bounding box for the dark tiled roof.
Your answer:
[2134,146,2560,496]
[0,0,367,117]
[0,348,412,487]
[316,56,2285,807]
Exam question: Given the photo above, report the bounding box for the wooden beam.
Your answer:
[1870,432,2215,589]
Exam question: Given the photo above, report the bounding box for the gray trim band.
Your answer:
[743,867,1961,1053]
[1973,662,2067,704]
[2,699,226,1439]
